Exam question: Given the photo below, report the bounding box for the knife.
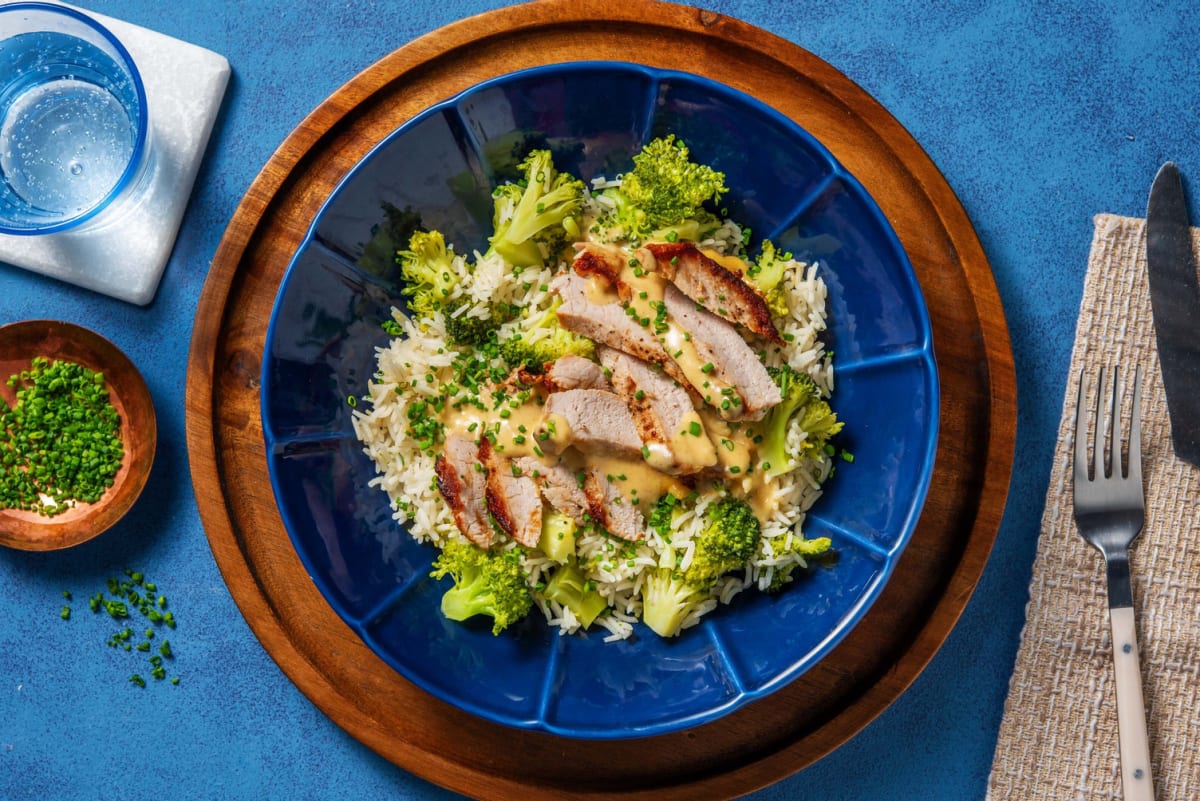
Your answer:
[1146,162,1200,465]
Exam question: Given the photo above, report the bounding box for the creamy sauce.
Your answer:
[696,408,782,518]
[444,399,548,460]
[661,326,738,412]
[665,409,718,471]
[699,407,753,476]
[584,274,620,306]
[534,412,573,455]
[746,474,781,520]
[565,449,690,503]
[617,255,667,325]
[700,247,750,276]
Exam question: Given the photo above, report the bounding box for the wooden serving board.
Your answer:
[185,2,1016,798]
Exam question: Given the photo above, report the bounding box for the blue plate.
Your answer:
[260,62,938,739]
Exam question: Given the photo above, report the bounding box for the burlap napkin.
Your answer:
[986,214,1200,799]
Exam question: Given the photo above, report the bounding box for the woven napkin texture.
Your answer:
[986,213,1200,800]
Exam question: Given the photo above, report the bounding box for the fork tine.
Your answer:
[1109,365,1123,479]
[1129,364,1142,486]
[1074,370,1088,484]
[1094,366,1107,479]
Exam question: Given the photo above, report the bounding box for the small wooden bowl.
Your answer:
[0,320,157,551]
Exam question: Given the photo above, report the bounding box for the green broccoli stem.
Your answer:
[641,569,705,638]
[440,577,496,623]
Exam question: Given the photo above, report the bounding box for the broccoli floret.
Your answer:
[759,365,844,479]
[499,298,595,369]
[543,562,608,629]
[744,240,792,318]
[687,495,762,585]
[764,532,833,592]
[488,149,585,268]
[443,311,503,348]
[647,493,680,540]
[538,509,577,565]
[796,396,844,454]
[397,230,464,322]
[596,135,727,243]
[429,541,533,635]
[640,495,760,637]
[398,230,514,343]
[640,547,709,638]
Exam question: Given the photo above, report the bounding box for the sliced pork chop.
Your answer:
[478,436,542,548]
[643,242,782,343]
[662,283,782,421]
[583,469,644,542]
[539,388,644,459]
[596,345,716,475]
[545,354,610,391]
[513,456,591,526]
[435,433,494,548]
[552,268,688,386]
[572,245,627,298]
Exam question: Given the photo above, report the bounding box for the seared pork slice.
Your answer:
[435,433,494,548]
[643,242,782,343]
[545,354,610,391]
[663,283,782,421]
[539,389,644,459]
[596,345,716,475]
[583,469,644,542]
[513,457,590,525]
[572,245,628,299]
[553,269,689,386]
[479,437,542,548]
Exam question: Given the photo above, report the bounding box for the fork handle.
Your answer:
[1110,605,1155,801]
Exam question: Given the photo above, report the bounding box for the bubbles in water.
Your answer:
[0,79,134,213]
[0,31,142,225]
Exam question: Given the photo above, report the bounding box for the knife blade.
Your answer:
[1147,162,1200,466]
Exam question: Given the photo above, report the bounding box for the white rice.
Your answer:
[351,207,836,640]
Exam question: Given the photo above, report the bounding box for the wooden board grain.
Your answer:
[185,1,1016,798]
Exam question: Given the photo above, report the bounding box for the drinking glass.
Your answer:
[0,2,149,235]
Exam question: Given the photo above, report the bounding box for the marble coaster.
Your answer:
[0,2,230,305]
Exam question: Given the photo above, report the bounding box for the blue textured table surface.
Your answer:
[2,1,1197,799]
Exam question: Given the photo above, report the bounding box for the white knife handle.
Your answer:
[1110,606,1155,801]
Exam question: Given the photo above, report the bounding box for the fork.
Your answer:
[1073,365,1155,801]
